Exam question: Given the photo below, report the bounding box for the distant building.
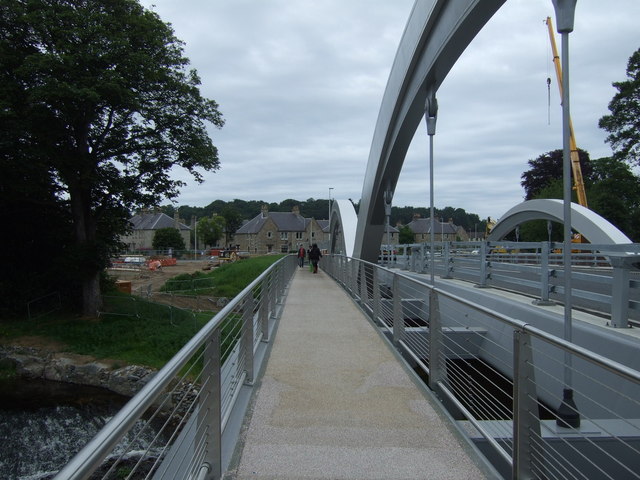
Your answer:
[405,215,468,242]
[234,205,327,254]
[120,211,191,251]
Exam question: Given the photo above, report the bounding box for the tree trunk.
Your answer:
[83,270,103,317]
[68,175,103,317]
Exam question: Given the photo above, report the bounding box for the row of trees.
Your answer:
[161,199,487,248]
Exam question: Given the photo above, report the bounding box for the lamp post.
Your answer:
[553,0,580,429]
[328,187,333,252]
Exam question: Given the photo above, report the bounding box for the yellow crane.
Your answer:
[545,16,588,209]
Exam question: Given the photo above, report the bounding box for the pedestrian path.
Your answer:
[224,267,493,479]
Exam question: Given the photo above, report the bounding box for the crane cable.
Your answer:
[547,77,551,125]
[545,18,551,125]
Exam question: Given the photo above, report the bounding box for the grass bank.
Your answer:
[0,254,285,369]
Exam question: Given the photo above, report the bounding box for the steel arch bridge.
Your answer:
[330,0,629,258]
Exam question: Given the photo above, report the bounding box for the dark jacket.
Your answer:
[308,246,322,261]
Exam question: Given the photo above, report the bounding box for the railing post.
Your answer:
[513,329,541,480]
[443,242,453,279]
[428,289,444,390]
[372,266,381,325]
[275,263,284,305]
[351,259,358,297]
[242,295,255,385]
[478,241,489,288]
[392,275,403,344]
[534,242,555,306]
[608,255,632,328]
[359,261,368,307]
[260,277,270,342]
[199,329,221,480]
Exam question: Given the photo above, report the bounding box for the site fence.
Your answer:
[323,254,640,480]
[54,255,296,480]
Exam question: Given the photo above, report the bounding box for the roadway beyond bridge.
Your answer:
[224,267,496,479]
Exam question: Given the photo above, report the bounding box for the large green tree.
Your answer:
[0,0,223,316]
[152,228,186,251]
[599,48,640,164]
[197,215,225,247]
[520,149,593,201]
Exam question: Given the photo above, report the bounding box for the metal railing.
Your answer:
[324,254,640,480]
[54,254,296,480]
[380,240,640,328]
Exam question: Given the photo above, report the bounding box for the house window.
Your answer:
[280,244,289,253]
[267,231,273,238]
[295,232,303,240]
[280,232,288,240]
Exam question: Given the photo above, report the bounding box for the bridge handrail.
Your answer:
[380,240,640,328]
[324,254,640,479]
[54,254,296,480]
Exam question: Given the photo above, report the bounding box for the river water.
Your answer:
[0,378,153,480]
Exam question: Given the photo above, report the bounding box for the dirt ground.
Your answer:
[108,259,211,295]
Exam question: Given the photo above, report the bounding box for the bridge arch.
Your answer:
[487,199,632,244]
[349,0,506,261]
[329,199,358,256]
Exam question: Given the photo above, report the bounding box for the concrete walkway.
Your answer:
[224,267,491,480]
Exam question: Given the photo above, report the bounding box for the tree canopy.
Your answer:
[520,149,593,201]
[152,228,186,251]
[0,0,223,316]
[197,215,225,248]
[599,48,640,164]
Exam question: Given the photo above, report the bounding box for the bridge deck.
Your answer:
[224,267,492,479]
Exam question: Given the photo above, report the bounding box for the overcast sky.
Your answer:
[140,0,639,220]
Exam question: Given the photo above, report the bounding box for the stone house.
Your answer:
[234,205,327,254]
[405,215,468,242]
[121,211,191,251]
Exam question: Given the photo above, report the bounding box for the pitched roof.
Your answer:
[129,212,191,231]
[407,218,457,235]
[236,211,310,234]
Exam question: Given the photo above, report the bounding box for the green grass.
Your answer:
[160,254,284,297]
[0,254,285,370]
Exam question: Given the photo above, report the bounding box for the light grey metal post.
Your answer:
[513,329,542,480]
[372,266,381,325]
[351,259,358,297]
[384,183,393,266]
[242,295,255,385]
[478,241,489,288]
[443,242,453,279]
[609,255,632,328]
[534,242,555,306]
[425,90,438,285]
[260,277,270,342]
[428,289,444,390]
[200,329,222,480]
[360,262,368,307]
[553,0,580,428]
[392,275,403,345]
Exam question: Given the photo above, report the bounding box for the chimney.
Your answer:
[174,212,180,229]
[448,218,454,224]
[292,205,300,216]
[261,205,269,218]
[413,213,421,221]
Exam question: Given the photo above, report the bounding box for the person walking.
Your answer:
[308,243,322,274]
[297,244,306,268]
